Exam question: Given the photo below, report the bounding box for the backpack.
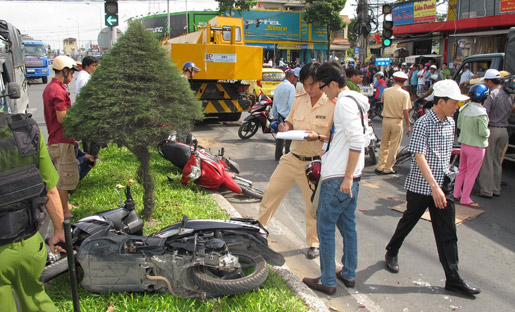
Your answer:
[0,113,47,245]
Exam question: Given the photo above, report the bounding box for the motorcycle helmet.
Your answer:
[468,84,489,103]
[182,61,200,72]
[52,55,79,71]
[305,160,321,185]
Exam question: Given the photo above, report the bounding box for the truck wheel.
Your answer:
[192,249,268,296]
[238,120,259,139]
[42,76,48,84]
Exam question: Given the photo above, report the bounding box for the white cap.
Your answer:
[376,71,384,77]
[480,68,501,81]
[402,62,407,66]
[393,71,408,81]
[432,79,469,101]
[430,65,437,69]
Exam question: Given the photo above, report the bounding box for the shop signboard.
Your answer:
[501,0,515,13]
[393,0,436,26]
[375,57,391,66]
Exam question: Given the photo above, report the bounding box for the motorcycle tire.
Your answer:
[368,144,377,166]
[395,148,411,165]
[192,249,268,296]
[238,183,264,200]
[40,251,76,283]
[238,120,259,140]
[409,108,420,125]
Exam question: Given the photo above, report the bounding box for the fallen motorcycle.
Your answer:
[365,120,380,165]
[238,92,277,140]
[42,188,285,299]
[158,134,264,199]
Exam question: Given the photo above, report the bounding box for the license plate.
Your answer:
[27,69,35,73]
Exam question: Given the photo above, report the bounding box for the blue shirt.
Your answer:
[272,80,295,120]
[411,70,419,85]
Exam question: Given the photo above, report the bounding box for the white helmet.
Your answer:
[53,55,79,71]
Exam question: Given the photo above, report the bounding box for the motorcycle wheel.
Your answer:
[395,148,411,165]
[40,251,76,283]
[192,249,268,296]
[409,108,420,125]
[238,120,259,139]
[368,144,377,165]
[240,184,264,200]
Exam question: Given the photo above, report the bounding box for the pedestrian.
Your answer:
[409,64,419,100]
[75,55,98,95]
[453,84,490,207]
[458,63,476,87]
[295,67,306,95]
[439,63,451,80]
[423,63,432,90]
[365,62,377,85]
[257,63,335,260]
[302,61,369,295]
[0,112,66,312]
[345,68,362,92]
[384,79,481,297]
[373,72,387,104]
[478,69,514,198]
[417,64,426,95]
[375,71,412,175]
[429,65,440,86]
[43,55,80,219]
[272,69,296,160]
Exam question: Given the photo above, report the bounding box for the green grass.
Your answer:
[46,145,307,312]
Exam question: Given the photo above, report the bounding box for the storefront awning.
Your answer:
[449,29,509,37]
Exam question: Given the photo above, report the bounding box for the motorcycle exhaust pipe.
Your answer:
[64,219,80,312]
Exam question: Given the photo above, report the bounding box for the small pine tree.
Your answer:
[65,21,203,219]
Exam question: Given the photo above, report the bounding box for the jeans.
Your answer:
[317,178,360,286]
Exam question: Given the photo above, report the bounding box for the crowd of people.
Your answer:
[266,60,515,298]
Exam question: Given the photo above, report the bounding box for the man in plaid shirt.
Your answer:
[384,80,481,297]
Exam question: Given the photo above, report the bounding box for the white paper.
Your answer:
[276,130,310,141]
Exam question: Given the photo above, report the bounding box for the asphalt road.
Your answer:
[28,78,515,311]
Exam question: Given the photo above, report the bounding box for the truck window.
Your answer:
[222,26,241,42]
[24,44,47,57]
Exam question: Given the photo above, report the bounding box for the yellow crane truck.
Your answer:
[162,16,262,121]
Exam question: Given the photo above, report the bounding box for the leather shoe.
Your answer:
[307,247,320,259]
[302,277,336,295]
[445,280,481,296]
[336,270,355,288]
[385,253,399,273]
[374,168,384,174]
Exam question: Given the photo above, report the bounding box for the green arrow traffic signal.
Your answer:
[105,15,118,27]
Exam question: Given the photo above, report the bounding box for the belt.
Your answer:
[489,125,507,128]
[384,116,402,119]
[292,153,321,162]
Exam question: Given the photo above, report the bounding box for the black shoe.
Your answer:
[374,168,384,175]
[385,253,399,273]
[445,280,481,296]
[302,277,336,295]
[307,247,320,259]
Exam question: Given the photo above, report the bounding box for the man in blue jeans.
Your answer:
[302,61,369,295]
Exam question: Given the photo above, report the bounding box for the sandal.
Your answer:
[461,202,480,208]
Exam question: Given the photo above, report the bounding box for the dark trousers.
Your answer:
[386,190,461,282]
[275,139,291,160]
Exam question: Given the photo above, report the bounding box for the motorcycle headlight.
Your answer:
[188,165,201,181]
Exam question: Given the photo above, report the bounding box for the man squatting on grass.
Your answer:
[302,61,369,295]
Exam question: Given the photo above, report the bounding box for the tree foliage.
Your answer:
[303,0,346,61]
[64,21,203,218]
[215,0,257,16]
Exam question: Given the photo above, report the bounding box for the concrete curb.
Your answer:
[210,193,330,312]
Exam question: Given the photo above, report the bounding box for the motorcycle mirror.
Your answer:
[219,147,224,157]
[114,188,124,207]
[125,187,135,210]
[192,139,198,152]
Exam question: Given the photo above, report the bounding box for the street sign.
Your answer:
[104,0,119,27]
[354,47,360,54]
[375,57,391,66]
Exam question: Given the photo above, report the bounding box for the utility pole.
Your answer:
[360,0,368,65]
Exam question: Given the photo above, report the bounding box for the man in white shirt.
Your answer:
[75,56,98,95]
[302,61,369,295]
[459,64,476,86]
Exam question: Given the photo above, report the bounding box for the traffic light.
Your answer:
[105,0,119,27]
[382,4,393,48]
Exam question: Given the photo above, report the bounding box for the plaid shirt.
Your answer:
[404,109,454,195]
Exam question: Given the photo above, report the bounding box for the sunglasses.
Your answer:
[319,81,330,89]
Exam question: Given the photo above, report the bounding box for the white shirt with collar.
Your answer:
[75,70,91,95]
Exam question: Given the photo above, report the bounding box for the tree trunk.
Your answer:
[132,145,154,219]
[327,25,330,62]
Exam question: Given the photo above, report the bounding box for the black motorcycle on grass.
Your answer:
[41,188,284,298]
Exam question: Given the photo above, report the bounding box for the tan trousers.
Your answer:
[257,152,319,247]
[376,117,403,173]
[478,127,509,196]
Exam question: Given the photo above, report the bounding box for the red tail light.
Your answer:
[257,80,261,87]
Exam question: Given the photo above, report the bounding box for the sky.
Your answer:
[0,0,358,50]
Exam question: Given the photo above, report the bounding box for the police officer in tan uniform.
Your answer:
[375,71,412,174]
[257,63,335,259]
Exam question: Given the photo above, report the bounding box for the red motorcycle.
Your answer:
[158,134,264,199]
[238,92,277,140]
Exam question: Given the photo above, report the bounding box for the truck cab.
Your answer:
[0,20,29,113]
[23,40,50,84]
